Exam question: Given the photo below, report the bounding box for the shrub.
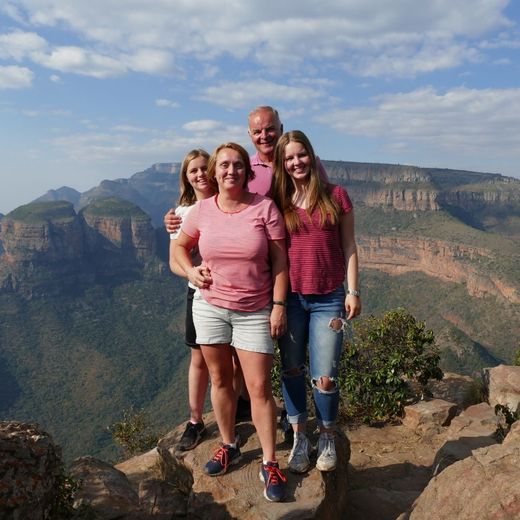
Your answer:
[340,308,443,424]
[109,408,161,457]
[515,345,520,366]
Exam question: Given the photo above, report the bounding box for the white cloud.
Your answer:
[49,73,60,82]
[155,98,180,108]
[316,86,520,155]
[0,65,34,88]
[2,0,512,79]
[31,46,127,78]
[197,80,324,109]
[0,30,47,60]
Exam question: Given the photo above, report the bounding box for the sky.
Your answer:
[1,0,520,214]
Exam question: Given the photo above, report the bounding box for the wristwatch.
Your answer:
[347,289,360,297]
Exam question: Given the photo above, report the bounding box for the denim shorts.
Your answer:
[192,293,274,354]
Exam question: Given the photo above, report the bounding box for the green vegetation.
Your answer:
[340,308,443,423]
[109,407,162,457]
[0,270,189,463]
[81,197,149,219]
[515,346,520,366]
[360,269,517,372]
[6,200,76,223]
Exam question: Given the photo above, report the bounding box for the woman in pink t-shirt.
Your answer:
[175,142,288,502]
[271,130,362,475]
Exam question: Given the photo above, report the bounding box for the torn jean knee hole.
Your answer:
[312,377,338,393]
[328,317,346,333]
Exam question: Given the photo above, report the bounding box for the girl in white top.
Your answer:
[169,149,214,451]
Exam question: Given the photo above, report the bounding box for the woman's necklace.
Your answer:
[217,192,252,214]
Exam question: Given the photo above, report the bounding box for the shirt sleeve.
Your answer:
[264,199,286,241]
[170,206,184,240]
[333,185,353,214]
[181,201,201,239]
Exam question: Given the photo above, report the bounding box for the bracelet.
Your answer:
[273,300,286,307]
[347,289,361,297]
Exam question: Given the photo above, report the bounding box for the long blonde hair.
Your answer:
[178,149,211,206]
[271,130,340,232]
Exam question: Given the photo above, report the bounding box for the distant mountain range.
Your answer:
[0,159,518,461]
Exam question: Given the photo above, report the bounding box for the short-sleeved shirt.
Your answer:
[170,204,200,290]
[181,194,286,312]
[288,184,353,295]
[248,153,329,197]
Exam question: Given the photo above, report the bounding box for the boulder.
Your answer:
[0,421,62,520]
[70,456,140,519]
[408,439,520,519]
[484,364,520,413]
[432,402,501,475]
[402,399,457,434]
[427,371,481,411]
[158,413,350,519]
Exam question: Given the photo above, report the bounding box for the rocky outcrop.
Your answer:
[358,235,519,303]
[0,198,156,296]
[402,399,457,435]
[405,422,520,519]
[0,421,62,519]
[484,364,520,412]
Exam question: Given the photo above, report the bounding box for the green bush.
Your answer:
[340,308,443,424]
[515,345,520,366]
[109,408,161,457]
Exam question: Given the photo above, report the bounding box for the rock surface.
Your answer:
[402,399,457,434]
[0,421,62,520]
[407,423,520,519]
[157,414,350,520]
[432,402,501,476]
[70,456,140,519]
[484,364,520,412]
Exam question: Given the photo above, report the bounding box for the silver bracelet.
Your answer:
[347,289,360,297]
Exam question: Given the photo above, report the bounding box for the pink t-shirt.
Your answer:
[181,194,286,312]
[248,153,329,197]
[288,185,353,295]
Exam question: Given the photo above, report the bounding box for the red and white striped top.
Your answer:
[287,184,353,295]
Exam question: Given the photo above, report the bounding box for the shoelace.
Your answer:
[211,445,230,468]
[319,435,335,455]
[264,464,287,486]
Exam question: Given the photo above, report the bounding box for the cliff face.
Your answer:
[358,236,519,304]
[324,160,520,219]
[0,199,155,296]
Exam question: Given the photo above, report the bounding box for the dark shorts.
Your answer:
[185,287,200,348]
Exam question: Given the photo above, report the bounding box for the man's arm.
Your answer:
[164,208,182,234]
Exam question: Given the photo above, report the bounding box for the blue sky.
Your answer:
[1,0,519,214]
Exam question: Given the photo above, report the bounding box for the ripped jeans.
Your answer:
[278,285,345,429]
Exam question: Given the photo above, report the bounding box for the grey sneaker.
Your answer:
[316,432,336,472]
[288,432,311,473]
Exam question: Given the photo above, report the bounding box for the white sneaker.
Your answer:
[316,432,336,472]
[288,432,311,473]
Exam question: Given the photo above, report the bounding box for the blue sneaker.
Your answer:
[204,443,241,476]
[259,461,287,502]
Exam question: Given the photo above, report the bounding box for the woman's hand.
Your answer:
[345,294,361,320]
[187,266,212,289]
[164,208,182,233]
[270,305,287,339]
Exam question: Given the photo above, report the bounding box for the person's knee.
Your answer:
[282,364,305,378]
[313,376,337,392]
[246,377,272,401]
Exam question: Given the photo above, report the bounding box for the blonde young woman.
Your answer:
[169,149,214,451]
[271,130,361,474]
[174,142,288,502]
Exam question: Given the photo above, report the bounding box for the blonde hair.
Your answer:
[207,142,255,190]
[271,130,340,232]
[178,149,211,206]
